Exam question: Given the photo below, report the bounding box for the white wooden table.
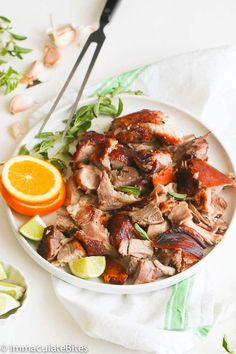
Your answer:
[1,1,236,353]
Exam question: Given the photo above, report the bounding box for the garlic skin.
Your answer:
[21,60,45,85]
[9,122,25,139]
[77,26,95,47]
[48,24,77,49]
[9,94,35,115]
[43,44,60,67]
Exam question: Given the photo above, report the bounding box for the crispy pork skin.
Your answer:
[108,214,137,248]
[38,226,65,261]
[102,257,128,285]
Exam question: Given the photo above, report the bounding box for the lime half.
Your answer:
[0,264,7,281]
[0,281,25,300]
[19,215,46,241]
[69,256,106,279]
[0,293,20,316]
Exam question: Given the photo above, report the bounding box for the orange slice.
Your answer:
[1,181,66,216]
[1,156,63,204]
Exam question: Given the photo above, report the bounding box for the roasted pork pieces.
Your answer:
[37,109,235,285]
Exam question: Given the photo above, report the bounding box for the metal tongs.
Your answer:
[38,0,120,138]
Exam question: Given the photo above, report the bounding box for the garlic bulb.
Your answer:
[43,44,60,67]
[21,60,45,85]
[77,26,95,47]
[9,94,35,115]
[48,24,77,49]
[9,122,25,139]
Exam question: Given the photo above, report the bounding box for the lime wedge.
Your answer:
[0,293,20,316]
[0,281,25,300]
[0,263,7,281]
[19,215,46,241]
[69,256,106,279]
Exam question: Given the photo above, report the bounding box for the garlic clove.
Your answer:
[21,60,45,85]
[77,26,95,47]
[9,94,35,115]
[9,122,25,139]
[48,24,77,49]
[43,44,60,67]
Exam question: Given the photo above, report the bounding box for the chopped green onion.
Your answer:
[134,223,150,240]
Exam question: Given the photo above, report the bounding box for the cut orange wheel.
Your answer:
[1,181,66,216]
[1,155,63,204]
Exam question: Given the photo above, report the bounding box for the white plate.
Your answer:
[5,94,236,294]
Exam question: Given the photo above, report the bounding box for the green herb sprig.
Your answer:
[115,185,141,196]
[0,15,32,94]
[167,190,187,200]
[134,223,150,240]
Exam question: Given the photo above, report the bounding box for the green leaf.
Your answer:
[222,335,234,354]
[35,132,54,139]
[10,33,27,41]
[0,66,21,94]
[134,224,150,240]
[0,16,11,23]
[50,158,67,172]
[115,185,141,196]
[13,45,32,54]
[18,144,30,155]
[93,101,100,117]
[116,98,123,117]
[134,90,144,96]
[168,190,187,200]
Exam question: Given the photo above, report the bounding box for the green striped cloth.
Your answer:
[32,46,236,353]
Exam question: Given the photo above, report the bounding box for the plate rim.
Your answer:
[5,94,236,294]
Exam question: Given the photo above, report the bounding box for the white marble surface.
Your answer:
[0,0,236,353]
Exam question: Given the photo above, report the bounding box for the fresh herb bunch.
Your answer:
[0,15,32,94]
[18,86,139,171]
[65,95,123,143]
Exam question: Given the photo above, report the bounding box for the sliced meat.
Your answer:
[38,226,66,261]
[56,207,78,235]
[97,171,139,211]
[110,109,181,145]
[75,230,113,256]
[64,176,80,206]
[158,248,201,273]
[109,145,133,169]
[102,257,128,285]
[128,142,157,151]
[108,214,137,248]
[109,166,140,187]
[74,164,102,191]
[129,201,163,226]
[134,149,172,172]
[147,221,169,239]
[119,239,153,258]
[89,137,118,170]
[56,239,86,265]
[176,165,199,196]
[153,259,176,276]
[168,201,193,226]
[133,259,162,284]
[72,131,104,164]
[173,135,209,162]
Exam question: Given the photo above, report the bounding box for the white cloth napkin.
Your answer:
[32,45,236,354]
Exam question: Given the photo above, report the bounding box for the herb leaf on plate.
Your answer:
[115,185,141,196]
[134,224,150,240]
[223,335,235,354]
